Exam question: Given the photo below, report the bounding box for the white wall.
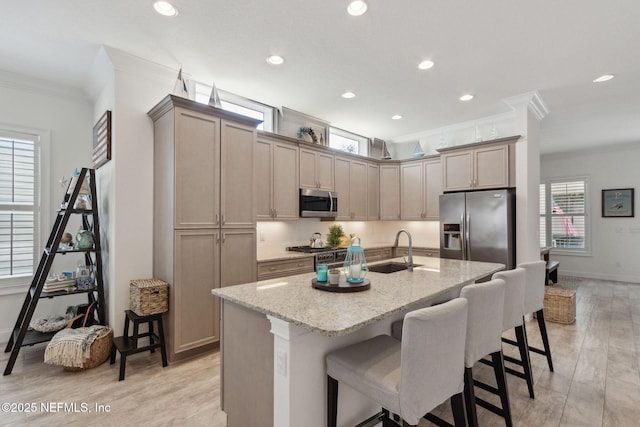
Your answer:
[0,71,94,342]
[541,142,640,283]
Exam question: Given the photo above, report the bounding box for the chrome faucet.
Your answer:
[393,229,413,271]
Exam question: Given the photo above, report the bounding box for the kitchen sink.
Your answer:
[368,262,422,274]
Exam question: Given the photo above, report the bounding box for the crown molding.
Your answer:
[503,91,549,121]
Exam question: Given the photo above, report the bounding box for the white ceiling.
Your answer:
[1,1,640,154]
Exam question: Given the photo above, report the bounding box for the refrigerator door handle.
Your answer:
[460,211,466,260]
[465,213,471,260]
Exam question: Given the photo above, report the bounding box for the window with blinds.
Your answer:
[0,135,35,278]
[540,178,588,252]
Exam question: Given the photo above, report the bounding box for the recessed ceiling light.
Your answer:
[266,55,285,65]
[593,74,615,83]
[347,1,368,16]
[341,91,356,99]
[153,1,178,17]
[391,114,403,120]
[459,94,474,101]
[418,60,435,70]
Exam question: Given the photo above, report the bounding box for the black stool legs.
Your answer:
[110,310,167,381]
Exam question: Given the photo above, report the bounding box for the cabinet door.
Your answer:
[174,108,219,228]
[316,152,335,190]
[272,142,299,220]
[424,159,442,220]
[474,144,509,189]
[255,138,274,220]
[220,229,257,287]
[220,120,256,228]
[350,160,368,220]
[334,156,351,220]
[442,149,473,192]
[367,163,379,220]
[174,230,219,353]
[401,162,424,220]
[299,148,318,189]
[380,165,401,220]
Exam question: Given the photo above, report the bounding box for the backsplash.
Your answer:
[257,219,440,253]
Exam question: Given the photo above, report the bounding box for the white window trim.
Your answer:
[0,124,49,290]
[329,127,369,156]
[541,175,591,257]
[191,81,276,132]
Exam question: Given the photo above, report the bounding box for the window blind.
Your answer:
[550,180,586,249]
[0,137,35,277]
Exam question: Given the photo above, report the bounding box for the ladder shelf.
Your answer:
[3,168,107,376]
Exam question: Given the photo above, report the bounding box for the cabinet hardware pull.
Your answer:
[222,214,226,225]
[297,263,304,267]
[216,213,219,224]
[274,209,277,217]
[216,232,220,242]
[222,233,226,242]
[269,267,276,271]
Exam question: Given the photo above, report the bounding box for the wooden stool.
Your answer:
[110,310,167,381]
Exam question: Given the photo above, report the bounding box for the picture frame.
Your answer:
[92,110,112,169]
[602,188,634,217]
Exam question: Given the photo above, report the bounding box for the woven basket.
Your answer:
[130,279,169,316]
[63,326,113,372]
[543,285,576,324]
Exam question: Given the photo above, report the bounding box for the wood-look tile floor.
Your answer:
[1,277,639,427]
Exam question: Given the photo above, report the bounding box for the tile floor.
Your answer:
[1,277,639,426]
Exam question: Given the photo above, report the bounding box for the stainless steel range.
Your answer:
[287,246,347,270]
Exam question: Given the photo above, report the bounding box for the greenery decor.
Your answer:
[326,224,345,248]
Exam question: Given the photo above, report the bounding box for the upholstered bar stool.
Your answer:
[326,298,469,427]
[487,268,535,399]
[460,279,513,427]
[510,261,554,371]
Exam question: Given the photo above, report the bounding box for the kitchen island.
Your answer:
[212,256,504,427]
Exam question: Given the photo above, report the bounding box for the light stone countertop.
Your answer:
[256,249,315,262]
[213,256,503,336]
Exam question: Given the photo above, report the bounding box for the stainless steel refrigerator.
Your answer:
[439,188,515,269]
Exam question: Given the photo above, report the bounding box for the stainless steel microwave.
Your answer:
[299,189,338,218]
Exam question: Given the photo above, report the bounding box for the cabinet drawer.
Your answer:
[394,247,440,258]
[258,257,314,280]
[364,248,393,263]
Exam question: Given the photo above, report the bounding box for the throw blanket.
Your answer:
[44,325,107,368]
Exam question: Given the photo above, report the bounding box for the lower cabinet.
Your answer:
[258,257,314,281]
[364,247,393,263]
[393,247,440,258]
[170,228,256,361]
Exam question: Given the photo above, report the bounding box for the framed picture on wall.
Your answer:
[92,110,111,169]
[602,188,634,217]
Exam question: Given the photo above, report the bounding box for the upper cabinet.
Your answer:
[299,147,334,190]
[334,155,368,220]
[439,136,519,192]
[400,156,442,220]
[367,163,379,220]
[379,164,401,220]
[256,133,299,220]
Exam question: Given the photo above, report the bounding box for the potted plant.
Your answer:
[326,224,345,248]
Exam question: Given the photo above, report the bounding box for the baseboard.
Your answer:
[559,270,640,285]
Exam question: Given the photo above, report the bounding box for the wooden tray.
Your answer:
[311,278,370,293]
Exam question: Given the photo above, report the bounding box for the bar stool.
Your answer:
[513,261,554,371]
[110,310,168,381]
[460,279,512,427]
[488,268,535,399]
[326,298,469,427]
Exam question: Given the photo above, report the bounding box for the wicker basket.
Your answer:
[543,285,576,324]
[130,279,169,316]
[63,326,113,372]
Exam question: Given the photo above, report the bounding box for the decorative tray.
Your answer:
[311,278,370,293]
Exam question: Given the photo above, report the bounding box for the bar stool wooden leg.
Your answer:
[536,309,554,372]
[491,351,513,427]
[463,367,479,427]
[157,315,168,367]
[515,325,535,399]
[148,320,156,354]
[327,375,338,427]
